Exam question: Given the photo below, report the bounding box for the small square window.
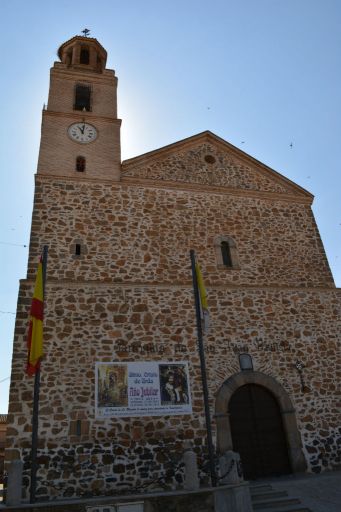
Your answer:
[76,156,86,172]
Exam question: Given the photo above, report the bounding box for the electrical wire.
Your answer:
[0,241,27,247]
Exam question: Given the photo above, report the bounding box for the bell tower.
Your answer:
[37,35,121,180]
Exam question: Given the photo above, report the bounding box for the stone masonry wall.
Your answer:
[26,175,332,288]
[122,142,304,194]
[6,168,341,499]
[6,278,341,498]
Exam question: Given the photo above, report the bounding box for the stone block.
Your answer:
[6,459,23,506]
[214,484,252,512]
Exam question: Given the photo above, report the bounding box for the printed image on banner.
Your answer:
[95,361,192,418]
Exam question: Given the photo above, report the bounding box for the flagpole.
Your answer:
[29,369,40,503]
[189,249,217,487]
[29,245,48,504]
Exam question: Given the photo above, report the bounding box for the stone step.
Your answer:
[250,484,274,494]
[253,497,301,510]
[253,507,311,512]
[250,482,313,512]
[252,490,289,502]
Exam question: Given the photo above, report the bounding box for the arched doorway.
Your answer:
[229,384,291,479]
[215,371,307,477]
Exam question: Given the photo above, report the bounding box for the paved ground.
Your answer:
[1,472,341,510]
[257,470,341,512]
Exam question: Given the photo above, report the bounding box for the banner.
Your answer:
[95,361,192,417]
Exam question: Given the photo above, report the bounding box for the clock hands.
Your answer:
[69,122,97,142]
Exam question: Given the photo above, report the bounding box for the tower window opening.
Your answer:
[221,241,232,267]
[76,156,86,172]
[74,84,91,111]
[66,50,72,66]
[80,47,90,65]
[75,244,81,256]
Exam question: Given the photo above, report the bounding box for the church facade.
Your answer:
[5,35,341,500]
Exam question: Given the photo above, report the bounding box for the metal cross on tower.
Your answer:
[81,28,90,37]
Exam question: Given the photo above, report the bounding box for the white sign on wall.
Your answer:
[95,361,192,417]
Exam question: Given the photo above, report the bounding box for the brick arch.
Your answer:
[215,371,307,474]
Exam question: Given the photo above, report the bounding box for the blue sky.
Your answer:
[1,0,341,412]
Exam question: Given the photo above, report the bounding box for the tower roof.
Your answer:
[57,35,107,61]
[57,35,108,72]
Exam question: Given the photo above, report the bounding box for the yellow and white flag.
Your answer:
[195,262,210,333]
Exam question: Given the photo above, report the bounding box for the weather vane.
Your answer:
[81,28,90,37]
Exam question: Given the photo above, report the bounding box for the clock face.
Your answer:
[68,122,98,143]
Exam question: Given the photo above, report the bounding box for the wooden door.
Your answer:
[229,384,291,479]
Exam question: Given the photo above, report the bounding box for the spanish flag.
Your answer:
[26,257,44,375]
[195,261,210,333]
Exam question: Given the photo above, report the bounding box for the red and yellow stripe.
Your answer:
[27,257,44,375]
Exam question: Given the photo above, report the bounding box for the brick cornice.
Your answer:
[50,66,116,85]
[43,110,121,125]
[120,176,313,205]
[34,173,313,205]
[20,278,339,293]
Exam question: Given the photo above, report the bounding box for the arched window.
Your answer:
[214,236,240,269]
[76,156,86,172]
[221,241,232,268]
[74,84,91,111]
[80,47,90,64]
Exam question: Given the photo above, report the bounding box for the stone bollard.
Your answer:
[6,460,23,506]
[214,482,252,512]
[183,441,200,491]
[214,451,252,512]
[218,450,242,485]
